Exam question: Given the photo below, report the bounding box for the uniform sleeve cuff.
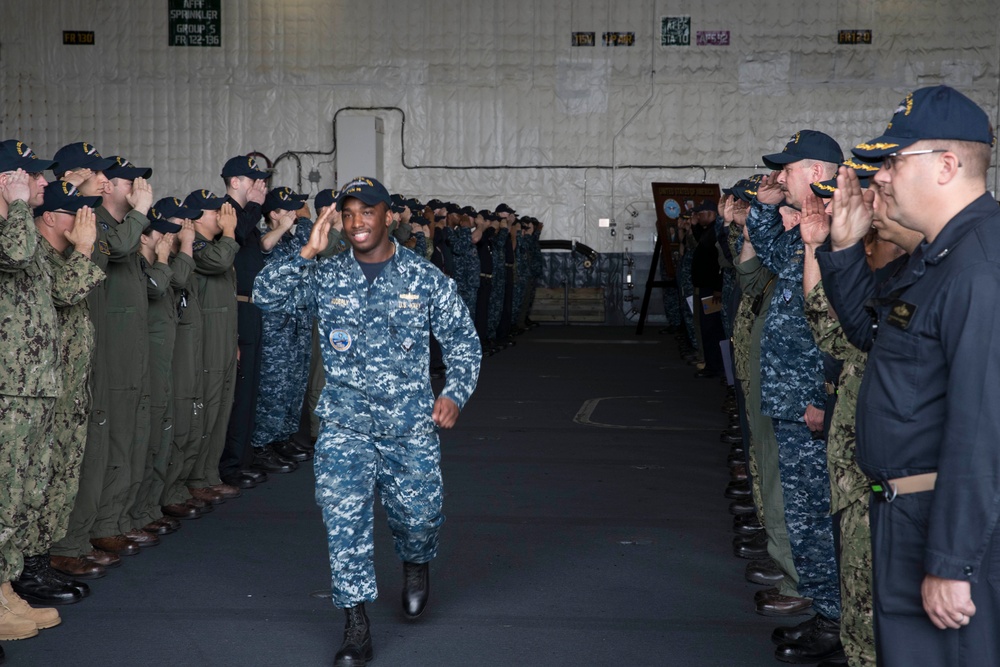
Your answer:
[925,550,979,582]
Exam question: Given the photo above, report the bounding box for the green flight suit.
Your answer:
[188,232,238,489]
[90,206,155,537]
[162,252,205,506]
[132,253,193,527]
[734,251,800,597]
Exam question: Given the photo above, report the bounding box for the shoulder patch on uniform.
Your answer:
[97,241,110,256]
[99,221,110,231]
[193,240,207,251]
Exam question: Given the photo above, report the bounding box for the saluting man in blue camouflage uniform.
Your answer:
[254,176,480,667]
[746,131,844,664]
[251,186,314,461]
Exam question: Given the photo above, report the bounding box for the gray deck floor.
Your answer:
[10,325,796,666]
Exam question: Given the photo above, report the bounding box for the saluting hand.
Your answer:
[432,396,460,429]
[67,206,98,258]
[301,205,334,260]
[721,194,735,224]
[755,172,784,206]
[155,233,174,263]
[247,179,267,205]
[0,169,31,205]
[178,219,196,248]
[62,168,94,188]
[799,193,830,249]
[830,167,875,251]
[218,202,238,237]
[127,177,154,215]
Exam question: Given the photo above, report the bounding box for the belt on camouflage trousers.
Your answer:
[236,295,253,303]
[824,381,838,395]
[871,472,937,502]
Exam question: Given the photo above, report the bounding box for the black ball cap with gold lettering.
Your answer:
[52,142,115,178]
[336,177,391,209]
[221,155,270,180]
[0,140,55,174]
[33,180,102,217]
[853,85,996,160]
[104,156,152,181]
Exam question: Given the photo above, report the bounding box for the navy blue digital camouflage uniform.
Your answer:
[746,199,840,621]
[253,237,480,608]
[252,217,315,449]
[449,226,480,318]
[474,228,495,343]
[487,227,509,339]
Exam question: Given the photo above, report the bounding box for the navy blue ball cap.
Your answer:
[0,140,55,174]
[183,189,227,211]
[734,173,767,203]
[721,179,742,197]
[52,142,115,177]
[694,199,718,214]
[33,180,102,217]
[263,186,308,214]
[723,178,751,198]
[389,193,407,212]
[411,215,430,226]
[221,155,270,180]
[810,156,879,198]
[852,86,996,160]
[104,156,152,181]
[149,197,200,233]
[335,176,391,210]
[406,198,422,211]
[495,202,516,215]
[762,130,844,170]
[314,188,338,211]
[426,199,444,210]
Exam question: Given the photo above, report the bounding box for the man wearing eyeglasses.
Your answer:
[818,85,1000,666]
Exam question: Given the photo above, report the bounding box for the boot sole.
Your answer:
[0,626,39,640]
[334,646,374,666]
[13,592,82,606]
[34,616,62,630]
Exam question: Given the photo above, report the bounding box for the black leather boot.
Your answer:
[44,557,91,598]
[774,614,844,663]
[334,604,373,667]
[12,555,83,605]
[402,561,429,619]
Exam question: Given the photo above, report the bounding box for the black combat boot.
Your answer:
[43,555,91,598]
[401,561,429,619]
[334,604,373,667]
[774,613,844,663]
[12,555,83,605]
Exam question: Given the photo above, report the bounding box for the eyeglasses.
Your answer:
[882,149,950,172]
